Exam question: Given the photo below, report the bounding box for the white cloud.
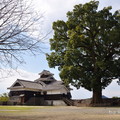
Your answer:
[71,80,120,99]
[31,0,120,41]
[0,69,39,94]
[71,87,92,99]
[103,80,120,98]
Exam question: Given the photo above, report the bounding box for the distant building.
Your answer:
[8,70,72,106]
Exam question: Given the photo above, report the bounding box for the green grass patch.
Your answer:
[0,106,56,111]
[0,106,36,111]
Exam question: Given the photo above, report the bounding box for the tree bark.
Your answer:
[91,87,102,105]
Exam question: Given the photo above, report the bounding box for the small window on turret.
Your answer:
[41,74,49,78]
[44,81,51,84]
[50,77,54,79]
[13,83,21,87]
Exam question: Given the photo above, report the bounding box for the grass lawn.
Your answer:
[0,106,120,120]
[0,106,35,110]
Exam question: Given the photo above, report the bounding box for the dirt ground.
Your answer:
[0,106,120,120]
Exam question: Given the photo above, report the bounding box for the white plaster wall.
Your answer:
[53,100,67,106]
[45,100,67,106]
[47,90,60,94]
[46,100,53,105]
[47,88,68,95]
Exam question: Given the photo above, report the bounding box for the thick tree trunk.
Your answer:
[91,88,102,104]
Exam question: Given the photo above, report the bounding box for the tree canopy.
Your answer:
[47,1,120,104]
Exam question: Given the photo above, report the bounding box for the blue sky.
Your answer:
[0,0,120,99]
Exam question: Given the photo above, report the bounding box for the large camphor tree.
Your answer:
[46,1,120,104]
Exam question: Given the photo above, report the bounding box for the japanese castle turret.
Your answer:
[8,70,72,106]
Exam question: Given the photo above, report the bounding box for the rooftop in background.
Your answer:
[39,70,54,76]
[8,70,70,92]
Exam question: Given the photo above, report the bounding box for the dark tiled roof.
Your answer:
[19,79,43,90]
[38,70,54,76]
[8,70,70,92]
[8,79,67,91]
[34,76,56,82]
[8,79,43,90]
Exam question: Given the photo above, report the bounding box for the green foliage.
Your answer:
[0,106,36,110]
[47,1,120,97]
[0,93,9,102]
[112,96,120,99]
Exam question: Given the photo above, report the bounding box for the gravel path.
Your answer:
[0,106,120,120]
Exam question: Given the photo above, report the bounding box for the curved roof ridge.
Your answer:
[38,70,54,76]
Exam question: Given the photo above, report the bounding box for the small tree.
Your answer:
[47,1,120,104]
[0,0,44,69]
[0,93,9,102]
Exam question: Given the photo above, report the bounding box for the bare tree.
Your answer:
[0,0,44,69]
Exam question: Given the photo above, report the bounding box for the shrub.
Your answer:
[0,93,9,102]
